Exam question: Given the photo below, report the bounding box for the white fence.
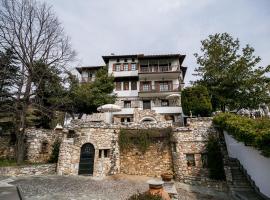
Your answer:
[224,131,270,198]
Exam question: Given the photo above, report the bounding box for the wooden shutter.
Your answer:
[120,64,124,71]
[112,64,116,71]
[128,63,131,71]
[155,81,159,92]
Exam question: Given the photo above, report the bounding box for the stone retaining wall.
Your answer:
[172,118,219,184]
[0,135,15,159]
[0,164,56,176]
[120,141,173,177]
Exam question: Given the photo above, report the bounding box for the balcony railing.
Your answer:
[81,77,94,83]
[139,65,180,73]
[140,84,180,92]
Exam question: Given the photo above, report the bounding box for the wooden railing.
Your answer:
[139,65,180,73]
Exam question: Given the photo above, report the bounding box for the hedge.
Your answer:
[213,113,270,157]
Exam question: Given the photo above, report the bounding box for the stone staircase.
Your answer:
[228,158,266,200]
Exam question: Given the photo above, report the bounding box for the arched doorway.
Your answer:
[79,143,95,175]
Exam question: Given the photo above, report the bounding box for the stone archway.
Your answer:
[140,116,157,123]
[78,143,95,175]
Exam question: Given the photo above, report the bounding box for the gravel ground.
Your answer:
[12,175,149,200]
[8,175,229,200]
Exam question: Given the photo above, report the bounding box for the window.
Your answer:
[99,149,110,158]
[131,63,137,71]
[116,59,120,62]
[67,130,75,138]
[201,153,208,168]
[131,81,137,90]
[124,59,127,62]
[123,82,129,90]
[161,100,169,107]
[121,118,125,123]
[88,72,92,78]
[41,141,49,154]
[115,82,121,91]
[186,154,195,167]
[124,64,129,71]
[159,82,169,91]
[104,149,110,158]
[115,64,121,71]
[99,150,102,158]
[124,101,131,108]
[142,82,151,91]
[132,58,135,62]
[143,100,151,110]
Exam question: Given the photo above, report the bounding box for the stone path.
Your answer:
[0,177,21,200]
[0,175,230,200]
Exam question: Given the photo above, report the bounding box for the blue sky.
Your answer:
[44,0,270,84]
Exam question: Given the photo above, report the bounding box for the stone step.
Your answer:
[233,190,264,200]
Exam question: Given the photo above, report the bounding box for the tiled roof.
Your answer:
[76,66,103,74]
[102,53,186,63]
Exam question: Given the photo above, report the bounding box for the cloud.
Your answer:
[44,0,270,84]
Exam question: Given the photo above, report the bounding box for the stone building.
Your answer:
[56,117,219,185]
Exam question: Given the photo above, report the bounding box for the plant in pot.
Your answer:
[161,172,174,182]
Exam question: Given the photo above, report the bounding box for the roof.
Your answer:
[102,53,186,64]
[76,66,103,74]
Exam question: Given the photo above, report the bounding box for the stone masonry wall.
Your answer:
[0,164,56,176]
[120,140,173,177]
[0,135,15,159]
[57,127,120,177]
[25,128,63,163]
[172,118,226,190]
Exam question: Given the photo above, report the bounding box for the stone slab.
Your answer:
[0,186,21,200]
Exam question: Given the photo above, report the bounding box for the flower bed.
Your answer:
[213,113,270,157]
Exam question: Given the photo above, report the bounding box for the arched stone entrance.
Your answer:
[79,143,95,175]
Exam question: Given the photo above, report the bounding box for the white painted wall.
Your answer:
[224,131,270,198]
[152,106,182,114]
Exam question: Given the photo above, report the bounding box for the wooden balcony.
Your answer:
[138,65,180,73]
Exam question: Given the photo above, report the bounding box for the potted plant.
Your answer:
[161,172,173,182]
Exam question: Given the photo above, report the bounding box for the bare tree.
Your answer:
[0,0,76,163]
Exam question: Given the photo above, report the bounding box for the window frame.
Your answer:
[131,63,137,71]
[124,101,131,108]
[115,64,121,72]
[131,81,137,90]
[123,81,129,90]
[186,154,195,167]
[123,63,129,71]
[115,82,121,91]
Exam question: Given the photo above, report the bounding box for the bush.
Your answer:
[118,128,172,153]
[48,139,61,163]
[181,85,212,117]
[206,136,225,180]
[213,113,270,157]
[128,192,162,200]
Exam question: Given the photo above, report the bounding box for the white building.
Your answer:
[76,53,187,124]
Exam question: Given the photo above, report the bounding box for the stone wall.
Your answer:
[0,135,15,159]
[172,118,221,186]
[0,164,56,176]
[25,128,63,163]
[120,140,173,177]
[57,127,120,177]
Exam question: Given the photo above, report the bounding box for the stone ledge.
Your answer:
[0,163,56,176]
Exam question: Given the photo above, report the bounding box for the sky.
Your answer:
[44,0,270,84]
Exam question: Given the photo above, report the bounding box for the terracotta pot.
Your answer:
[161,173,173,182]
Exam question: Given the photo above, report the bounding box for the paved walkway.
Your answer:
[0,177,21,200]
[0,175,230,200]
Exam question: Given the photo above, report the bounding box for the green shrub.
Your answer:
[127,192,162,200]
[206,136,225,180]
[213,113,270,157]
[48,139,61,163]
[181,85,212,117]
[118,128,172,153]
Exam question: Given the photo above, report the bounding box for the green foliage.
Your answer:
[128,192,162,200]
[213,113,270,157]
[206,135,225,180]
[194,33,270,111]
[71,67,115,116]
[181,85,212,116]
[48,139,61,163]
[119,128,172,153]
